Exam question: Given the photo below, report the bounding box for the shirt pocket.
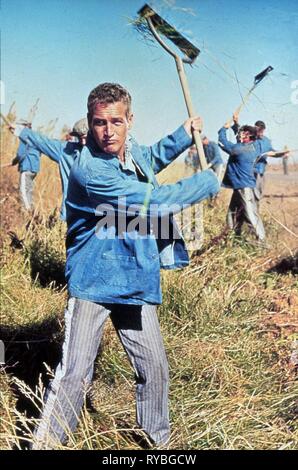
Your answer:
[99,252,138,287]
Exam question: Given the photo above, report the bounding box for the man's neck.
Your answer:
[118,153,125,163]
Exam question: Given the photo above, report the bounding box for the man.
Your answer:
[201,135,224,182]
[282,152,289,175]
[186,138,224,179]
[185,144,199,172]
[218,121,265,242]
[232,117,289,202]
[32,82,219,449]
[11,120,41,211]
[10,118,88,220]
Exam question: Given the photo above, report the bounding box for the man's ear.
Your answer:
[128,113,134,130]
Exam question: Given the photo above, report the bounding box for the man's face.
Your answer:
[256,127,265,138]
[89,101,133,158]
[239,131,252,144]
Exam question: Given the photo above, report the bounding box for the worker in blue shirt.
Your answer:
[11,120,41,211]
[184,145,199,171]
[202,135,224,182]
[218,121,266,242]
[10,118,88,220]
[185,137,224,180]
[31,82,220,450]
[253,120,289,200]
[232,116,289,203]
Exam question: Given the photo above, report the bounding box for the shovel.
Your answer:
[230,66,274,124]
[138,4,207,171]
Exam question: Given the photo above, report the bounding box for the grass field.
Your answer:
[0,123,297,450]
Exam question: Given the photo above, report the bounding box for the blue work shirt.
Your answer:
[65,126,220,306]
[231,123,275,176]
[15,140,41,173]
[19,128,82,220]
[204,141,223,166]
[218,127,262,189]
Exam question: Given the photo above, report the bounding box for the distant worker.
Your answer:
[11,119,41,211]
[282,151,289,175]
[201,135,224,182]
[185,145,199,172]
[232,116,289,202]
[218,121,266,243]
[186,138,224,182]
[10,118,88,220]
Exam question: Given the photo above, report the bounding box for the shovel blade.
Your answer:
[254,65,274,85]
[138,3,200,63]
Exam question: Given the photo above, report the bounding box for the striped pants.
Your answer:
[19,171,36,211]
[32,298,169,449]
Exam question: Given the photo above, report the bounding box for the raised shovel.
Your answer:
[137,4,208,171]
[229,66,274,124]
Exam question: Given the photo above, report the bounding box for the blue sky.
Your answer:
[2,0,298,159]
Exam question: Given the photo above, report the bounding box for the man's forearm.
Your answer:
[218,127,235,154]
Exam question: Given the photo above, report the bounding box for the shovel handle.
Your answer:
[175,57,208,171]
[227,84,257,127]
[145,17,207,171]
